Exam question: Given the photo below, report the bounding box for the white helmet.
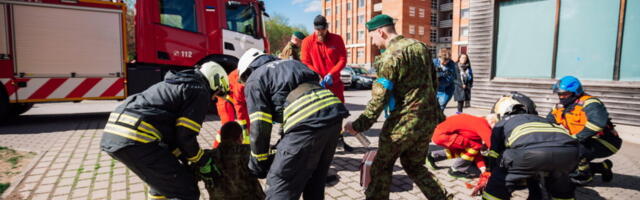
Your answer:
[237,48,265,80]
[491,92,537,120]
[198,61,229,95]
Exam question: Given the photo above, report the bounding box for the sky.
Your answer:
[263,0,322,33]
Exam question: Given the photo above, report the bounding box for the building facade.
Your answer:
[451,0,469,59]
[468,0,640,125]
[322,0,433,68]
[433,0,453,57]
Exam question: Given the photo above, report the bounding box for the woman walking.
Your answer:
[454,53,473,114]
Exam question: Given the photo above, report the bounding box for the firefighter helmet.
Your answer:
[491,92,537,120]
[238,48,265,81]
[198,61,229,95]
[552,76,584,95]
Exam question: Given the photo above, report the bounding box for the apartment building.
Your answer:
[432,0,453,57]
[322,0,432,68]
[451,0,469,59]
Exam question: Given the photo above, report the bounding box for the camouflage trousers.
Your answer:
[365,130,451,200]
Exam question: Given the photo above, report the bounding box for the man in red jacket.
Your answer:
[428,113,493,178]
[301,15,347,102]
[301,15,352,152]
[214,69,250,148]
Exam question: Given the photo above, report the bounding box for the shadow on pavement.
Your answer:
[344,103,366,111]
[0,112,110,134]
[586,173,640,191]
[390,174,414,192]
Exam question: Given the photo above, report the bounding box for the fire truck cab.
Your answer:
[0,0,268,121]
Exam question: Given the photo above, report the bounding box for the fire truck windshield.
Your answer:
[159,0,197,32]
[226,3,257,37]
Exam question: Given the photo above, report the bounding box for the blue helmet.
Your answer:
[552,76,583,94]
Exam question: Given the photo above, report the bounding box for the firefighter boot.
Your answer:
[570,159,593,185]
[591,159,613,182]
[336,135,354,152]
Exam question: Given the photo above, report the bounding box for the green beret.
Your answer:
[366,14,394,31]
[293,31,306,39]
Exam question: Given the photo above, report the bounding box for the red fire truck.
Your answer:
[0,0,269,121]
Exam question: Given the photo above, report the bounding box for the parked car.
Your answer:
[340,68,352,88]
[343,66,375,89]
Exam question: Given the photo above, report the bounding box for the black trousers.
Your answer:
[265,121,341,200]
[580,135,621,161]
[483,147,578,200]
[108,143,199,200]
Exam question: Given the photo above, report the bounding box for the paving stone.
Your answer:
[31,193,50,200]
[40,176,59,185]
[53,185,72,196]
[30,167,48,175]
[51,195,70,200]
[93,181,109,190]
[34,184,55,194]
[91,189,108,199]
[129,191,147,200]
[110,190,128,200]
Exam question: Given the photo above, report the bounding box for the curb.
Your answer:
[0,150,46,200]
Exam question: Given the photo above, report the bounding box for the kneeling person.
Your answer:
[206,121,265,200]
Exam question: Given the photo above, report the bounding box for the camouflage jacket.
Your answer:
[207,143,265,200]
[352,35,444,141]
[278,41,301,61]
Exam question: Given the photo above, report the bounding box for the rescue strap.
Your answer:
[375,78,395,118]
[506,122,569,147]
[176,117,202,134]
[105,112,162,143]
[283,90,341,132]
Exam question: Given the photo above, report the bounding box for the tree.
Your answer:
[265,14,309,55]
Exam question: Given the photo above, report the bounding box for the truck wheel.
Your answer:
[0,86,9,123]
[9,103,34,116]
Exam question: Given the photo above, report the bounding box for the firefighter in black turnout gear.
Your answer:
[100,62,229,200]
[477,92,580,200]
[237,48,350,199]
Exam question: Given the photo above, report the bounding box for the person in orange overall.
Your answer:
[214,69,250,148]
[427,113,493,179]
[301,15,353,151]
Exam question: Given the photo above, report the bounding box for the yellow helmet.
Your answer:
[198,61,229,95]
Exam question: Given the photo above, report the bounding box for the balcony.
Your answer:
[439,37,452,43]
[440,2,453,11]
[373,3,382,12]
[439,19,452,28]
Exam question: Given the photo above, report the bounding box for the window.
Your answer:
[335,20,340,30]
[430,13,437,26]
[346,32,351,41]
[431,0,438,9]
[620,0,640,80]
[347,50,351,58]
[461,8,470,19]
[347,2,352,10]
[496,0,555,78]
[418,26,425,35]
[357,49,364,58]
[555,0,619,80]
[347,17,351,26]
[409,7,416,17]
[225,2,258,36]
[430,29,437,43]
[325,8,331,16]
[358,15,365,24]
[335,5,340,15]
[419,8,425,18]
[358,0,365,8]
[409,25,415,34]
[357,30,364,40]
[160,0,197,32]
[460,26,469,37]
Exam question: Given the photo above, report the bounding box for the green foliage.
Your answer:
[265,13,309,55]
[0,183,9,195]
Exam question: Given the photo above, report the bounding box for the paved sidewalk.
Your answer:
[1,90,639,200]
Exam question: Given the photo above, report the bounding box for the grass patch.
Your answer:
[0,183,10,195]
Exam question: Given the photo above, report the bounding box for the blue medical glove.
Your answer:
[323,74,333,87]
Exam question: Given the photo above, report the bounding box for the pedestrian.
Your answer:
[100,62,228,200]
[300,15,353,151]
[343,14,451,200]
[453,53,473,113]
[279,31,306,60]
[213,69,250,148]
[238,48,350,199]
[427,113,491,179]
[433,48,458,111]
[547,76,622,184]
[474,92,579,200]
[206,121,265,200]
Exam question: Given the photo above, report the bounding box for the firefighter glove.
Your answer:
[472,172,491,196]
[248,154,274,179]
[197,158,222,187]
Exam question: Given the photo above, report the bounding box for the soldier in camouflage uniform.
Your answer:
[278,31,305,60]
[344,14,451,200]
[206,121,265,200]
